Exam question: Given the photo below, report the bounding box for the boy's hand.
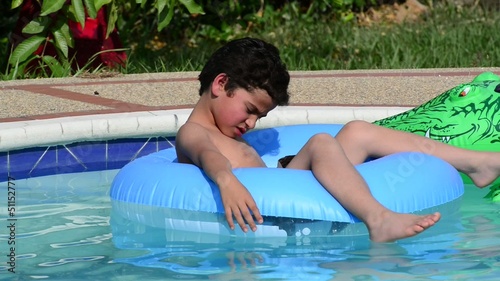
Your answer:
[220,180,263,232]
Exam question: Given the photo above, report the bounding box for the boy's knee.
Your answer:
[344,120,370,130]
[308,133,337,147]
[340,120,371,138]
[305,133,345,157]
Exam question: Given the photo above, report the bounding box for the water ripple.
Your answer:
[0,215,109,241]
[51,233,112,248]
[38,256,105,267]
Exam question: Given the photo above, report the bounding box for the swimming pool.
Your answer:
[1,108,499,280]
[1,169,499,280]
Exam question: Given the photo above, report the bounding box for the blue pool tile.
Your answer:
[135,138,160,159]
[157,137,175,151]
[62,142,107,172]
[9,147,57,179]
[5,136,179,179]
[28,146,59,178]
[107,138,156,169]
[56,145,91,174]
[0,152,7,180]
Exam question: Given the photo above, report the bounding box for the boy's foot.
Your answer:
[368,211,441,243]
[467,153,500,188]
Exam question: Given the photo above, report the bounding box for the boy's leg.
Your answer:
[335,120,500,188]
[285,133,440,242]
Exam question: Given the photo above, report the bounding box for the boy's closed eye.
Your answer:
[246,105,267,119]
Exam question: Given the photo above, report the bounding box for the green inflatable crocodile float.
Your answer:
[484,184,500,202]
[374,72,500,186]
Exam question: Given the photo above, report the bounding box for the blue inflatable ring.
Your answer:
[110,124,464,237]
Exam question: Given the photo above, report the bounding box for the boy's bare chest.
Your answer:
[214,136,266,168]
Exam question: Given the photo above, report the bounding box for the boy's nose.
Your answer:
[245,116,258,129]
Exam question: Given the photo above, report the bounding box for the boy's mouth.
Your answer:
[237,127,246,136]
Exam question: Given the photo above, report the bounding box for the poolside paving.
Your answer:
[1,67,499,123]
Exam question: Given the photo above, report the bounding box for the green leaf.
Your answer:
[52,18,74,48]
[157,0,174,31]
[138,0,148,9]
[157,0,167,13]
[40,0,67,16]
[178,0,204,14]
[22,17,50,35]
[354,0,366,7]
[341,11,354,22]
[51,17,75,48]
[72,0,86,28]
[106,1,118,38]
[332,0,344,9]
[52,28,69,58]
[65,4,78,22]
[84,0,98,18]
[94,0,112,11]
[58,21,75,48]
[41,55,67,77]
[11,0,24,9]
[9,35,46,65]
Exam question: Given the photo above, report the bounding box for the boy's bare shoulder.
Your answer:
[178,121,206,134]
[177,122,211,144]
[176,122,211,164]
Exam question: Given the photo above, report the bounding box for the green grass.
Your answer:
[120,3,499,74]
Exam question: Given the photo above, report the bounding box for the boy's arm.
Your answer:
[176,123,263,232]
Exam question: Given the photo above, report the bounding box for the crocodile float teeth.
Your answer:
[439,136,451,143]
[425,129,431,138]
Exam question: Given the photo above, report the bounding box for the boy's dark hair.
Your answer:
[198,37,290,106]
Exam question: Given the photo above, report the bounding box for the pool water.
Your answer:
[1,170,499,280]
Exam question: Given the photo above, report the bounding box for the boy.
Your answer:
[175,38,500,242]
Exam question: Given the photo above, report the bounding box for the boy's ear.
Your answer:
[211,73,228,97]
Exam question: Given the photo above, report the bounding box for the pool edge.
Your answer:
[0,105,412,152]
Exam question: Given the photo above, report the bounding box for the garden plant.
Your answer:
[0,0,499,80]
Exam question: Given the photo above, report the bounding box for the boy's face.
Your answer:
[214,86,276,138]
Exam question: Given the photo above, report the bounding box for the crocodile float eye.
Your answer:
[459,87,470,97]
[495,84,500,93]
